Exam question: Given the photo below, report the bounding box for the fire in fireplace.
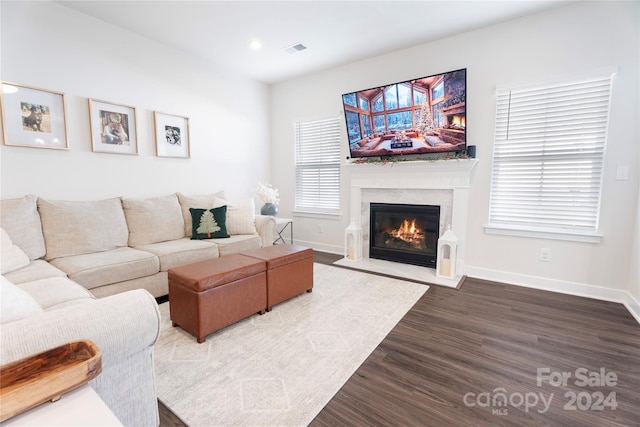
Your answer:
[369,203,440,268]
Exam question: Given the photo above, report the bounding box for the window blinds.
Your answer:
[489,74,613,234]
[294,117,342,215]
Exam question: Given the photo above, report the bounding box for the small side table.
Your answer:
[273,217,293,245]
[2,384,122,426]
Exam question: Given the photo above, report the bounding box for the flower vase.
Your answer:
[260,203,278,216]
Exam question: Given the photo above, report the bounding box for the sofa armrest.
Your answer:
[0,289,161,427]
[254,214,276,247]
[0,289,160,366]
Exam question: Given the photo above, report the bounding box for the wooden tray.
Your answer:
[0,340,102,422]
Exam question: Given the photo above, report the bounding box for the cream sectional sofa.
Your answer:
[1,192,275,298]
[0,191,276,426]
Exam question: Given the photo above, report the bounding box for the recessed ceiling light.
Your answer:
[249,40,262,50]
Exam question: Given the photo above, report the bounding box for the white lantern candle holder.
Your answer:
[436,226,458,279]
[345,222,363,261]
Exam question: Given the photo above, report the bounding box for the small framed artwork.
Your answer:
[154,111,190,158]
[0,81,69,149]
[89,98,138,155]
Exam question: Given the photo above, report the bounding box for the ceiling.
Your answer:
[55,1,571,84]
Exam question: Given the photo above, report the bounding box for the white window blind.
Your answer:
[294,117,342,215]
[488,73,614,235]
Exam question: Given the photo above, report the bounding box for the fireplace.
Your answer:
[369,203,440,268]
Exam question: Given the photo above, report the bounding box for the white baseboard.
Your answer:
[297,242,640,325]
[465,266,640,325]
[294,239,343,256]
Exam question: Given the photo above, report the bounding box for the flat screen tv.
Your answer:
[342,68,466,160]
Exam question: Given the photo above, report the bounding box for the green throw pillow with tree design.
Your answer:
[189,206,230,239]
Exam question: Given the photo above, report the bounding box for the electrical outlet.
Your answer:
[616,165,630,181]
[317,224,324,234]
[539,248,551,262]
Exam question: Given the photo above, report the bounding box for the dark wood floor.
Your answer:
[160,251,640,427]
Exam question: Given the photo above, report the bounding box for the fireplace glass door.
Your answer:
[369,203,440,268]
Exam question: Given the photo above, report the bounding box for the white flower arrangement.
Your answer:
[254,182,280,205]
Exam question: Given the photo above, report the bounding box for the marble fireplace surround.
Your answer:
[337,159,478,287]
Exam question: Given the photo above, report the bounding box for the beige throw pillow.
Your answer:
[213,197,257,235]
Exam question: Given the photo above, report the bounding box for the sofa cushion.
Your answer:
[49,247,160,290]
[0,194,46,260]
[38,198,129,260]
[17,277,94,310]
[214,234,262,256]
[123,194,185,246]
[1,228,30,274]
[177,191,227,237]
[190,206,229,239]
[213,197,257,235]
[134,238,220,272]
[0,276,43,323]
[2,260,67,285]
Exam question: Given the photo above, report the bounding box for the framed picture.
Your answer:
[0,81,69,149]
[154,111,190,158]
[89,98,138,155]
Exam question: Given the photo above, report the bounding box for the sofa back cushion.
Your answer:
[0,194,46,260]
[0,228,30,274]
[38,198,129,260]
[123,194,185,246]
[177,191,226,237]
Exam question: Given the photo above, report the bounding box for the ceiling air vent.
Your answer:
[283,43,308,55]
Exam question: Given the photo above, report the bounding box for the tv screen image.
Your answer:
[342,68,466,159]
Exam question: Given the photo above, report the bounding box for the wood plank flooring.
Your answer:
[160,251,640,427]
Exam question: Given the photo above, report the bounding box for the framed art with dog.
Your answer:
[0,82,69,150]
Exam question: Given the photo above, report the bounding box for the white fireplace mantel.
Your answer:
[342,158,478,284]
[345,158,478,196]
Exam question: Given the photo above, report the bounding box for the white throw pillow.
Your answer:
[213,197,257,235]
[0,228,30,274]
[0,276,43,324]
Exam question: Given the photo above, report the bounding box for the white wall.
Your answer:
[0,1,271,201]
[271,2,640,302]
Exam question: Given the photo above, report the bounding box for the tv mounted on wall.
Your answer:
[342,68,466,160]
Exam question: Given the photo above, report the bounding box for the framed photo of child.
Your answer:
[154,111,190,159]
[89,98,138,155]
[1,81,69,150]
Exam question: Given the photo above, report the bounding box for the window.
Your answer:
[384,86,398,110]
[294,117,342,215]
[345,111,361,143]
[358,96,369,111]
[488,72,615,241]
[432,81,444,100]
[342,93,357,108]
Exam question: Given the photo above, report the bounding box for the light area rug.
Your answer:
[154,263,428,427]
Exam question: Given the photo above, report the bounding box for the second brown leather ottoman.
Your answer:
[240,244,313,311]
[168,254,267,343]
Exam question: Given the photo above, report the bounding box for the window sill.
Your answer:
[484,224,602,244]
[293,210,342,220]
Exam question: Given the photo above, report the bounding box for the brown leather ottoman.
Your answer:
[168,254,267,343]
[240,244,313,311]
